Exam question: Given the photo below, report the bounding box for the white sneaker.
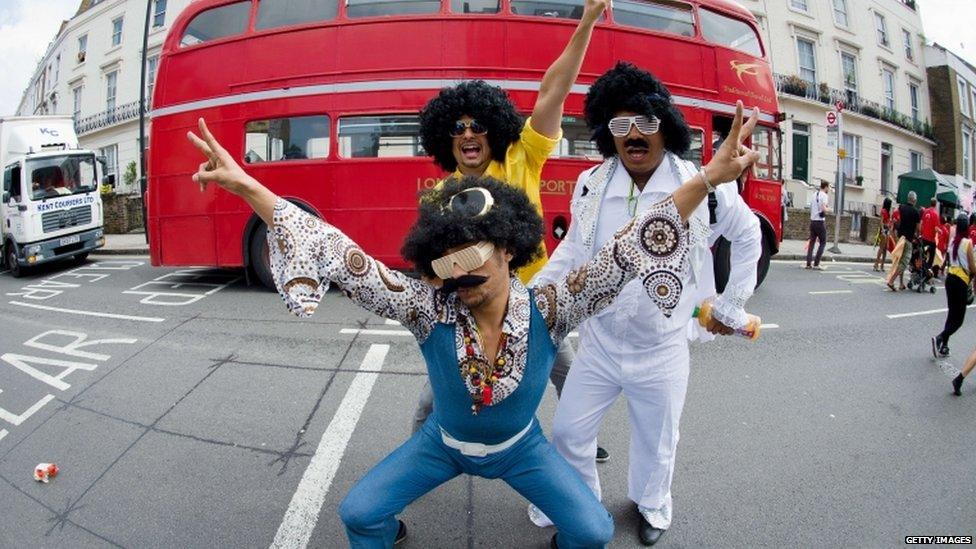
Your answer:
[527,503,554,528]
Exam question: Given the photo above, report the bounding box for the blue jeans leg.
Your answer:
[338,423,460,548]
[502,431,614,549]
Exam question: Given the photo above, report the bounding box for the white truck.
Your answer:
[1,116,106,277]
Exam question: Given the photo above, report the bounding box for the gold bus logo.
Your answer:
[730,60,761,83]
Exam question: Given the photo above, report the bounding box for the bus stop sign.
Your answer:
[826,111,837,126]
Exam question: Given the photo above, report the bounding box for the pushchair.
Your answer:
[906,237,937,293]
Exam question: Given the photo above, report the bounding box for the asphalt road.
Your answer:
[0,256,973,548]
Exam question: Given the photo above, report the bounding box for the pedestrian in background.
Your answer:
[887,191,920,291]
[873,197,893,272]
[806,180,830,270]
[933,213,951,279]
[932,215,976,358]
[952,350,976,395]
[919,198,940,282]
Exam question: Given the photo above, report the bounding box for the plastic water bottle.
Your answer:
[692,298,762,341]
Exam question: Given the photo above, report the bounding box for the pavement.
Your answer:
[100,231,882,263]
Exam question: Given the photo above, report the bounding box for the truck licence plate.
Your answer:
[59,235,81,246]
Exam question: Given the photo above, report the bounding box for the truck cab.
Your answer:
[0,117,105,277]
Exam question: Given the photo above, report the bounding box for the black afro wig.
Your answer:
[584,62,692,158]
[401,176,543,278]
[419,81,524,172]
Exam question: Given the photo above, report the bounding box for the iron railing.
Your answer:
[774,73,933,140]
[74,100,147,135]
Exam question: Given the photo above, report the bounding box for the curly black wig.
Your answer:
[584,62,691,158]
[401,176,543,278]
[418,81,524,172]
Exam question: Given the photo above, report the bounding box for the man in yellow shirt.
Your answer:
[412,0,611,463]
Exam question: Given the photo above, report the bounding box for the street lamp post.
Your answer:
[139,0,152,242]
[830,103,844,254]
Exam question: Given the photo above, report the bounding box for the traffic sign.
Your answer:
[835,101,844,111]
[838,148,847,160]
[826,111,838,126]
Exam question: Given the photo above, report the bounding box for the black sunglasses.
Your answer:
[449,119,488,137]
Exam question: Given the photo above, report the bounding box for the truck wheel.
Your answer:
[7,246,23,278]
[712,233,772,293]
[249,225,276,290]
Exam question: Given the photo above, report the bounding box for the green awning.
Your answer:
[897,168,960,206]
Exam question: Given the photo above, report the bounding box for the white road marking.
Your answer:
[0,429,7,443]
[384,319,401,326]
[340,328,411,336]
[809,290,854,295]
[9,301,166,322]
[760,324,779,329]
[271,344,389,549]
[886,304,976,319]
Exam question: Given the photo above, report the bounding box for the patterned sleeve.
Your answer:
[268,199,440,342]
[532,195,690,343]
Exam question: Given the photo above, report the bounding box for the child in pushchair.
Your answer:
[906,236,937,293]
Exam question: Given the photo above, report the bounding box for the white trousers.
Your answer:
[551,328,689,530]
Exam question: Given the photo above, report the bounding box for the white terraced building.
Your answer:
[16,0,192,195]
[739,0,934,228]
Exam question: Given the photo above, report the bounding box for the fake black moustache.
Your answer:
[439,274,489,294]
[624,139,649,150]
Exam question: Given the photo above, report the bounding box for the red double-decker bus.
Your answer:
[148,0,783,289]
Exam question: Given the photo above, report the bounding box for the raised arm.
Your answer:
[188,119,440,340]
[529,0,608,138]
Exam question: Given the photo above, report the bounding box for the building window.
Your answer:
[972,88,976,119]
[910,150,923,171]
[882,67,895,111]
[909,81,920,122]
[902,29,914,61]
[964,128,972,180]
[72,87,82,120]
[832,0,848,27]
[959,78,971,117]
[842,133,861,184]
[841,52,857,100]
[875,12,888,47]
[100,144,118,183]
[54,54,60,84]
[111,17,124,47]
[147,55,159,105]
[338,116,424,157]
[796,38,816,86]
[106,71,118,111]
[789,0,808,11]
[77,35,87,63]
[153,0,167,27]
[244,115,331,163]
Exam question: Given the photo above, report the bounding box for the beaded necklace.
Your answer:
[459,317,510,415]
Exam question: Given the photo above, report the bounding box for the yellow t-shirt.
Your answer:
[446,117,561,283]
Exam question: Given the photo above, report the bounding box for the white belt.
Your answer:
[440,419,534,457]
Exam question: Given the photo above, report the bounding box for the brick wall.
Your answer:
[103,194,144,234]
[926,65,957,175]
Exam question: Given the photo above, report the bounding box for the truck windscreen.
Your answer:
[27,155,98,201]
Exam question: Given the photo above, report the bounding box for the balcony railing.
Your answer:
[74,100,147,135]
[774,73,933,140]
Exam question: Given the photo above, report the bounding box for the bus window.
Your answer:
[180,1,251,47]
[244,116,331,163]
[511,0,585,20]
[338,116,425,158]
[751,127,781,180]
[699,8,762,57]
[256,0,338,29]
[611,0,694,37]
[451,0,500,14]
[680,128,703,168]
[551,116,600,159]
[346,0,441,18]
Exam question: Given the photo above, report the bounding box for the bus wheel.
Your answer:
[249,225,276,290]
[7,245,23,278]
[712,233,771,293]
[74,252,89,264]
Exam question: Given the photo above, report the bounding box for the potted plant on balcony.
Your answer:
[855,175,864,186]
[782,74,808,97]
[860,103,880,119]
[818,82,831,103]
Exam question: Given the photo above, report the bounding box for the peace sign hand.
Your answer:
[704,100,761,186]
[187,118,254,196]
